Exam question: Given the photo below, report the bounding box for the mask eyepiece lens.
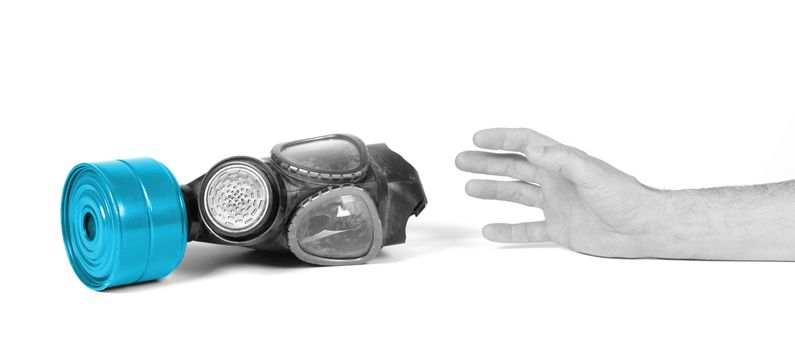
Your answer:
[271,134,370,183]
[296,194,375,259]
[288,186,383,265]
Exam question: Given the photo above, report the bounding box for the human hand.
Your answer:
[455,128,666,258]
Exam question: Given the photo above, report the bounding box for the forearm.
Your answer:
[643,180,795,261]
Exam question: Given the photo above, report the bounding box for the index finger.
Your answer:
[473,128,559,152]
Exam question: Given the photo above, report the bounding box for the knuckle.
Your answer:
[511,187,524,202]
[484,157,497,173]
[570,146,587,157]
[543,144,563,157]
[522,224,535,236]
[496,183,510,199]
[511,224,525,241]
[505,159,518,175]
[558,145,575,157]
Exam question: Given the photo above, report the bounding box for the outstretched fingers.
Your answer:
[455,151,539,183]
[465,179,544,207]
[482,222,550,243]
[472,128,559,152]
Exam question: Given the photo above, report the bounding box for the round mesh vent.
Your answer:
[203,162,271,236]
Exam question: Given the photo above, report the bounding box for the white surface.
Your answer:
[1,1,795,349]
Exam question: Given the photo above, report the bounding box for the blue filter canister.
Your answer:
[61,158,187,291]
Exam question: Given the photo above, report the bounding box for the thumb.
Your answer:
[523,144,600,186]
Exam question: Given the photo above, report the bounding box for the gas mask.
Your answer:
[61,134,427,291]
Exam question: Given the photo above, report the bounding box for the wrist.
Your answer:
[635,189,716,259]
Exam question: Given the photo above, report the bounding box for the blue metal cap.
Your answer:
[61,158,187,291]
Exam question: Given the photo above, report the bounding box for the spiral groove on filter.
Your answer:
[61,158,187,291]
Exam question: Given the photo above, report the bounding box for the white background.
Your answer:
[1,1,794,349]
